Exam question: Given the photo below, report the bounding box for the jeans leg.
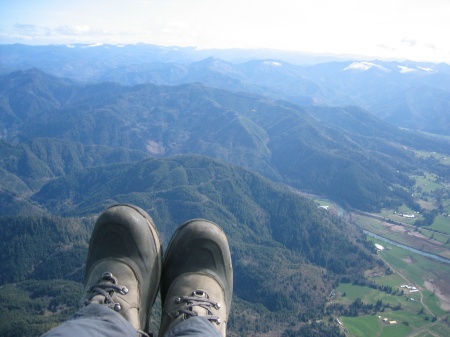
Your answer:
[163,316,222,337]
[41,304,138,337]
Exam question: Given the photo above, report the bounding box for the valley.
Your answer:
[316,148,450,337]
[334,239,450,337]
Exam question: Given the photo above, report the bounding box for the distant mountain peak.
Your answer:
[343,61,390,72]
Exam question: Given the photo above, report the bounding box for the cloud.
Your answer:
[401,38,417,48]
[2,22,187,46]
[424,43,438,51]
[54,25,91,35]
[0,24,47,42]
[13,24,41,34]
[1,23,117,44]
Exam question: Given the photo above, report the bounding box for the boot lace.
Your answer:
[84,271,129,312]
[175,290,222,324]
[85,272,154,337]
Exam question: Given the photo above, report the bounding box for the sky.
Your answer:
[1,0,449,63]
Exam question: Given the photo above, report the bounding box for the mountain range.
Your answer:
[1,44,450,336]
[2,44,450,135]
[2,69,449,212]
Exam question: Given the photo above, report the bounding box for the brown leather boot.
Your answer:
[159,219,233,337]
[81,204,162,336]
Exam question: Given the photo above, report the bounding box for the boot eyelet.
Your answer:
[121,287,129,294]
[193,290,205,297]
[114,303,122,311]
[102,272,113,280]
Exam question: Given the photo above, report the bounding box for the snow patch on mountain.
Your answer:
[263,61,282,67]
[82,43,104,48]
[397,65,437,74]
[344,62,389,72]
[398,66,416,73]
[417,66,435,73]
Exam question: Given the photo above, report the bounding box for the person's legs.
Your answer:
[41,304,137,337]
[42,204,162,337]
[159,219,233,337]
[162,316,222,337]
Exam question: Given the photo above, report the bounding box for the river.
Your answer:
[364,230,450,265]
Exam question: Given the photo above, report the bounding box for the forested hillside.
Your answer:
[0,154,375,336]
[2,70,448,211]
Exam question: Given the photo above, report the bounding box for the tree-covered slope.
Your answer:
[3,70,448,211]
[33,154,374,274]
[0,138,146,184]
[1,154,374,336]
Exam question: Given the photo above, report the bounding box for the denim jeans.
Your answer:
[41,304,222,337]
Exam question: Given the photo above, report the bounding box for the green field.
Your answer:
[417,228,450,245]
[371,273,408,288]
[376,243,445,292]
[341,313,415,337]
[337,283,407,309]
[334,237,450,337]
[413,172,443,193]
[341,315,381,337]
[378,323,412,337]
[429,215,450,235]
[414,150,450,166]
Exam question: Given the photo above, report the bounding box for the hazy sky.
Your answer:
[1,0,449,63]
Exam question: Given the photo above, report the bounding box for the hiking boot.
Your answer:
[81,204,162,335]
[159,219,233,337]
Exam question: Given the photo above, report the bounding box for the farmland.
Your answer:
[332,237,450,337]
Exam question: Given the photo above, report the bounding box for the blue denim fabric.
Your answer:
[42,304,222,337]
[162,316,222,337]
[41,304,138,337]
